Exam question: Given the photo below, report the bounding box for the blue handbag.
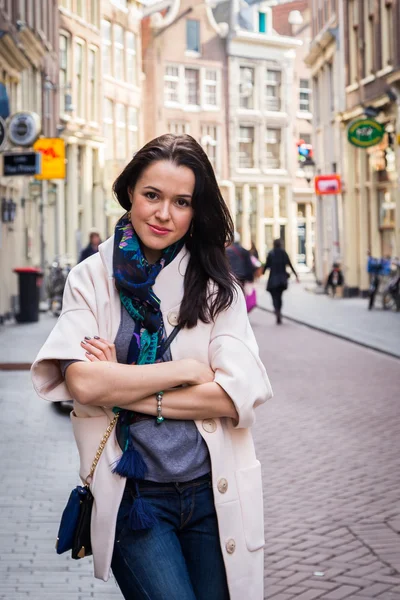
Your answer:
[55,414,119,559]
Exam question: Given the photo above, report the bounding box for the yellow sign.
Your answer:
[33,138,65,179]
[397,133,400,146]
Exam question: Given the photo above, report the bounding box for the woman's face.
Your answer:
[128,160,195,263]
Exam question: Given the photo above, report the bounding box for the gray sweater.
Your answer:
[60,305,210,483]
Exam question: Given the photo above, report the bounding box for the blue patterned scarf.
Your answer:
[111,213,184,529]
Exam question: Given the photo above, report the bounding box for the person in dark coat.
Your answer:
[325,263,344,297]
[78,230,101,263]
[226,232,255,287]
[263,239,299,324]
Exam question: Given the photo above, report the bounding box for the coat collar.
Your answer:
[98,235,189,312]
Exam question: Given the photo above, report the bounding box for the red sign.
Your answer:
[314,174,342,196]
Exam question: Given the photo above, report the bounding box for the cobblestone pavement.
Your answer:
[0,309,399,599]
[251,309,400,599]
[256,275,400,358]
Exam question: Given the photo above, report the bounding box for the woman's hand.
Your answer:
[80,336,117,362]
[183,359,215,386]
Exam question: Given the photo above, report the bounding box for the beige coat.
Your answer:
[31,236,273,599]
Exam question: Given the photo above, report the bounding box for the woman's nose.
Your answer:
[156,201,171,221]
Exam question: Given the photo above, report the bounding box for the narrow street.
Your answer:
[0,308,399,599]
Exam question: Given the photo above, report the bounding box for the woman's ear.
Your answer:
[127,187,134,204]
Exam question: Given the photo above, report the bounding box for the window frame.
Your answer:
[114,23,125,81]
[126,31,137,85]
[164,64,181,106]
[101,20,112,78]
[74,39,85,120]
[186,19,200,54]
[103,97,114,160]
[265,69,281,111]
[200,124,219,173]
[184,67,200,107]
[88,45,99,123]
[239,66,255,110]
[265,127,282,170]
[203,68,219,109]
[299,78,311,113]
[238,125,256,169]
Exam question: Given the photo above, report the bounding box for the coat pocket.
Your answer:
[236,461,265,551]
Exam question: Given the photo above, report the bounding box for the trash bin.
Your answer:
[13,267,43,323]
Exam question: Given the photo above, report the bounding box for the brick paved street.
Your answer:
[0,308,399,599]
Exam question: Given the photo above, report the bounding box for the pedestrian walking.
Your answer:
[325,263,344,297]
[226,232,255,286]
[31,134,272,600]
[78,229,102,263]
[263,239,299,324]
[249,240,259,260]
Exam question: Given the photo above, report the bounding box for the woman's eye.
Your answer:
[176,198,190,208]
[146,192,158,201]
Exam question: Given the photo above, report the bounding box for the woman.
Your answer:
[31,134,272,600]
[263,238,299,325]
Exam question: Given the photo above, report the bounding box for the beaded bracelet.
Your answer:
[156,391,164,424]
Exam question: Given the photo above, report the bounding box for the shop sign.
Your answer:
[7,112,41,147]
[33,138,66,180]
[3,152,41,176]
[347,118,385,148]
[315,174,342,196]
[0,116,6,151]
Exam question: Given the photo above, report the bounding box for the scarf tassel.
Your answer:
[112,437,147,479]
[128,484,158,531]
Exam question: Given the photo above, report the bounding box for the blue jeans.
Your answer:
[111,475,230,600]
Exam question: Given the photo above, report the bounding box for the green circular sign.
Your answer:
[347,118,385,148]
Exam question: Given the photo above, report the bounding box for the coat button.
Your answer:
[217,478,228,494]
[167,311,179,327]
[226,539,236,554]
[202,418,217,433]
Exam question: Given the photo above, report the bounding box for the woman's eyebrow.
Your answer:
[143,185,192,198]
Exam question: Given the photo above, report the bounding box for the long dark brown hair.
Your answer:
[113,133,236,328]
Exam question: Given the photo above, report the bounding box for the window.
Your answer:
[238,126,255,168]
[279,188,287,217]
[164,66,179,104]
[75,41,84,118]
[114,24,125,81]
[185,68,199,105]
[364,0,375,75]
[239,67,255,109]
[126,31,136,84]
[348,0,359,82]
[299,79,311,112]
[76,0,85,19]
[103,98,114,159]
[204,69,218,106]
[259,11,267,33]
[102,20,112,76]
[381,0,393,66]
[264,189,274,218]
[265,70,281,111]
[89,0,98,26]
[168,122,190,134]
[265,224,274,253]
[201,125,218,171]
[128,107,138,154]
[186,20,200,53]
[265,128,281,169]
[299,133,312,145]
[115,103,127,160]
[88,48,98,121]
[59,34,69,114]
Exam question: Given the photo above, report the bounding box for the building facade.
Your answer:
[214,0,300,261]
[304,0,346,286]
[101,0,143,235]
[340,0,400,294]
[141,0,231,202]
[272,0,315,269]
[0,0,59,321]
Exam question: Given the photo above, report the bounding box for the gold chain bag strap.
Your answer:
[56,413,119,560]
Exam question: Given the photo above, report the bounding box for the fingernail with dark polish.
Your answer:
[94,336,100,340]
[85,352,92,356]
[85,336,91,340]
[81,340,86,345]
